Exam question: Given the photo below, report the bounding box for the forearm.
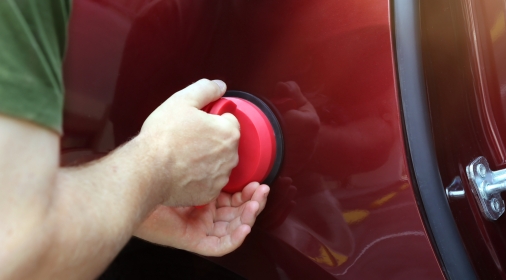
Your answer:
[0,120,167,280]
[42,134,166,279]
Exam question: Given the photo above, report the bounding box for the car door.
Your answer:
[63,0,445,279]
[420,0,506,278]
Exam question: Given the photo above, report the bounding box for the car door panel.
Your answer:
[63,0,443,278]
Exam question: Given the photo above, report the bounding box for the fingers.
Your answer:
[213,182,269,235]
[216,192,232,208]
[231,182,259,207]
[220,187,267,226]
[209,204,256,256]
[214,199,259,223]
[220,113,240,130]
[193,182,270,256]
[197,224,251,257]
[213,223,252,256]
[228,224,251,251]
[210,202,258,236]
[214,182,257,209]
[173,79,227,109]
[251,184,270,213]
[231,182,269,210]
[240,201,261,226]
[215,182,269,211]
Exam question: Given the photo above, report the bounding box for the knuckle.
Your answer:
[217,117,240,141]
[232,154,239,168]
[215,176,229,190]
[232,116,241,129]
[197,78,211,83]
[195,78,219,94]
[224,113,240,128]
[231,128,240,142]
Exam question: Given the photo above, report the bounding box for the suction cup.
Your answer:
[204,90,283,193]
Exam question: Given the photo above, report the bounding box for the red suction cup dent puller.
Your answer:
[204,97,277,193]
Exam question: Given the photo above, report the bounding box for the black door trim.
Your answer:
[392,0,477,279]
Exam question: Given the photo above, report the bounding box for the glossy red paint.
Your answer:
[63,0,443,278]
[421,0,506,278]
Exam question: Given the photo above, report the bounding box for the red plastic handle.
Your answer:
[203,98,237,115]
[203,97,276,194]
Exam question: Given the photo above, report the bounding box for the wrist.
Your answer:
[127,132,171,207]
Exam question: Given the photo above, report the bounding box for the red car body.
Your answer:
[62,0,506,278]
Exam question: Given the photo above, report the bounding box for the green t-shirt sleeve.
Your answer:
[0,0,71,134]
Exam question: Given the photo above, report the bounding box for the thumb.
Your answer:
[172,79,227,109]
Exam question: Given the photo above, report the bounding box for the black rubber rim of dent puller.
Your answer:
[224,90,284,186]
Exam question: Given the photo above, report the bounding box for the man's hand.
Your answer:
[135,182,270,256]
[141,79,240,206]
[0,79,251,279]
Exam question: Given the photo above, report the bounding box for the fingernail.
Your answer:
[213,80,226,92]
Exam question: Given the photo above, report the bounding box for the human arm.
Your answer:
[0,112,159,280]
[0,79,263,279]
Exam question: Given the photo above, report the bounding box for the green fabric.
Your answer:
[0,0,71,134]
